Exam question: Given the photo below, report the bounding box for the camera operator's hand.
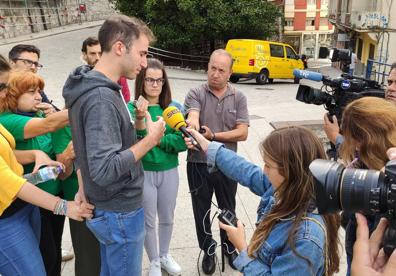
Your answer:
[351,213,396,275]
[323,114,340,144]
[387,148,396,161]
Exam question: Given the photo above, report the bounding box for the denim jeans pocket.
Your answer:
[117,208,145,242]
[86,212,113,245]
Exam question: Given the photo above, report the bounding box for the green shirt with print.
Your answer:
[0,112,61,195]
[127,102,187,171]
[52,126,78,200]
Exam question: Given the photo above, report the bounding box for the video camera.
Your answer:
[319,47,352,64]
[294,69,384,122]
[319,47,353,72]
[309,159,396,257]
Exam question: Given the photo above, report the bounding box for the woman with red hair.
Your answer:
[0,70,70,276]
[0,54,93,276]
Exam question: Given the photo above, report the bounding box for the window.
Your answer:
[285,19,293,26]
[306,18,315,26]
[270,44,284,58]
[307,0,316,5]
[286,47,298,59]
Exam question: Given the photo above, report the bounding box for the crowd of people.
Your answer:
[1,13,396,276]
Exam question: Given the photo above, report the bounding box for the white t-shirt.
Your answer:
[350,53,357,69]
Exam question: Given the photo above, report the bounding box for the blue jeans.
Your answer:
[86,207,145,276]
[0,205,45,276]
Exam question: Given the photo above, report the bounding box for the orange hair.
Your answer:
[0,70,44,112]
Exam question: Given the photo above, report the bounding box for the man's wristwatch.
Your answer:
[210,132,216,141]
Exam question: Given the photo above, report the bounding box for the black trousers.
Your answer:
[187,162,237,253]
[39,208,65,276]
[69,218,101,276]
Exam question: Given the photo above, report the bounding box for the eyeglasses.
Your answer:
[387,79,396,86]
[144,77,164,86]
[13,58,43,69]
[0,83,7,91]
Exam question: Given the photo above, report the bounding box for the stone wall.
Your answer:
[0,0,115,39]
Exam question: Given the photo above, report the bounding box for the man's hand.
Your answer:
[145,112,165,147]
[323,113,340,144]
[200,125,214,140]
[185,110,200,131]
[219,220,248,252]
[66,200,94,221]
[36,102,56,117]
[351,213,396,275]
[64,141,75,160]
[75,169,88,205]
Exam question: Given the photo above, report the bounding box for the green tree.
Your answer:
[110,0,282,52]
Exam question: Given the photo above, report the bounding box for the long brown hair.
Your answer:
[0,70,44,112]
[134,58,172,109]
[248,126,340,275]
[340,97,396,170]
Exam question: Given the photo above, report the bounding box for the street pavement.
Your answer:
[0,21,347,275]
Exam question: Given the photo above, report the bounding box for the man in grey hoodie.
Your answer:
[63,15,165,276]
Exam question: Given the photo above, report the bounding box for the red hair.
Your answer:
[0,70,44,112]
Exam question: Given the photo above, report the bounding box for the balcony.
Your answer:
[284,26,294,31]
[319,25,329,31]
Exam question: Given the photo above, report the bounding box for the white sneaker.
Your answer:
[148,259,162,276]
[61,249,74,262]
[160,254,182,276]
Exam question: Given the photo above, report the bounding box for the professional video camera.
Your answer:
[319,47,352,72]
[309,159,396,257]
[294,69,384,121]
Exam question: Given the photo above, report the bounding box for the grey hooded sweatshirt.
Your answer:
[63,65,143,212]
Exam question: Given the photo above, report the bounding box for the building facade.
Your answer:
[280,0,334,59]
[329,0,396,78]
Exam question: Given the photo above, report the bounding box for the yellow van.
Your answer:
[225,39,304,84]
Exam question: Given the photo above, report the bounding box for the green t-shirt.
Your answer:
[52,126,78,200]
[127,102,187,171]
[0,112,61,195]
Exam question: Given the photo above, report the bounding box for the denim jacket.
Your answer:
[207,142,327,276]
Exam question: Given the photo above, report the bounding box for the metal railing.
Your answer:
[148,46,209,70]
[366,59,393,85]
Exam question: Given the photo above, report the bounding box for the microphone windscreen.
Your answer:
[162,106,187,131]
[293,69,323,82]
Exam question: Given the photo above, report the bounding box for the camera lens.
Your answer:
[340,168,384,213]
[309,159,385,214]
[296,85,332,105]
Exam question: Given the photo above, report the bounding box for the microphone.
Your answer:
[162,106,202,150]
[293,69,324,82]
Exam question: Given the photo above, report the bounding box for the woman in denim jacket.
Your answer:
[185,126,340,275]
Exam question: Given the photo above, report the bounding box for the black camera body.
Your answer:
[310,159,396,256]
[296,74,384,122]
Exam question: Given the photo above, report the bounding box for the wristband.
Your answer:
[211,132,216,141]
[53,198,67,216]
